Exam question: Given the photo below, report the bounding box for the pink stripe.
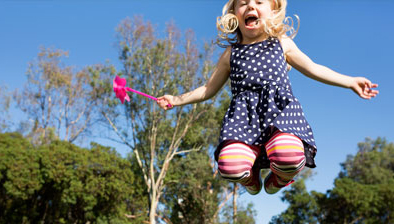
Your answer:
[267,149,304,157]
[266,138,302,149]
[218,156,254,162]
[266,141,303,149]
[266,146,303,155]
[218,160,253,167]
[267,149,302,157]
[218,161,253,168]
[218,165,251,174]
[218,153,255,159]
[267,147,304,153]
[218,164,251,171]
[221,144,260,154]
[220,148,255,154]
[219,151,256,158]
[221,146,254,153]
[270,155,305,163]
[218,160,253,166]
[266,140,302,150]
[268,151,305,158]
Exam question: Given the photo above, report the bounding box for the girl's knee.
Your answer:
[265,131,306,177]
[217,142,259,181]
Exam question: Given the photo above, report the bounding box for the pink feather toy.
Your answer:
[113,76,171,107]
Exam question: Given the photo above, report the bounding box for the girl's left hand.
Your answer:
[350,77,379,99]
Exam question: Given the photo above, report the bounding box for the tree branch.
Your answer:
[213,187,234,220]
[174,146,202,156]
[69,110,91,143]
[102,111,150,191]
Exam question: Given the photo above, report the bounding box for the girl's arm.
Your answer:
[157,46,231,110]
[280,36,379,99]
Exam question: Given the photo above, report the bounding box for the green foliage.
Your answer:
[2,16,251,224]
[320,138,394,224]
[221,202,257,224]
[163,150,223,223]
[0,132,147,223]
[340,137,394,185]
[270,137,394,224]
[0,133,41,201]
[270,170,321,224]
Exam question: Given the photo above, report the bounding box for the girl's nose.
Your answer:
[247,2,256,10]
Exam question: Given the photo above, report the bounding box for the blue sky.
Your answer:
[1,0,393,223]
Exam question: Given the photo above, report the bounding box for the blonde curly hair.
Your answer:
[216,0,299,46]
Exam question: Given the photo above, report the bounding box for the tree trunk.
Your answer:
[149,195,158,224]
[233,183,238,224]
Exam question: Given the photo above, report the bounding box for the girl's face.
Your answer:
[234,0,274,43]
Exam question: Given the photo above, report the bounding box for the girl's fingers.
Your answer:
[360,88,378,99]
[371,89,379,94]
[157,99,168,109]
[355,78,379,99]
[157,97,174,110]
[366,82,379,97]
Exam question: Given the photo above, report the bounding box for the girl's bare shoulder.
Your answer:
[278,35,299,57]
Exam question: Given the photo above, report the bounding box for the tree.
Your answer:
[3,15,255,223]
[320,138,394,224]
[270,137,394,224]
[220,201,257,224]
[0,85,12,132]
[162,150,224,223]
[101,16,231,223]
[270,170,321,224]
[0,132,145,223]
[15,47,115,144]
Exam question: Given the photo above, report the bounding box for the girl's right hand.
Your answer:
[157,95,175,110]
[349,77,379,99]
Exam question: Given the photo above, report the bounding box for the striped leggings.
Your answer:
[217,131,306,184]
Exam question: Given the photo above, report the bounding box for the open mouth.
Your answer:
[245,15,260,27]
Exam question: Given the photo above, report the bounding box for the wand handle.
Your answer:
[129,88,172,108]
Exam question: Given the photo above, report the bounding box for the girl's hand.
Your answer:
[157,95,176,110]
[350,77,379,99]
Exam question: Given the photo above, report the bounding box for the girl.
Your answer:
[157,0,379,195]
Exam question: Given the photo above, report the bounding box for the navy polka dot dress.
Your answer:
[218,37,317,168]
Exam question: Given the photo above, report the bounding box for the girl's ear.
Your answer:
[271,0,276,9]
[270,0,278,15]
[270,0,280,16]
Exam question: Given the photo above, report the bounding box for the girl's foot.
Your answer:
[242,165,262,195]
[263,171,294,194]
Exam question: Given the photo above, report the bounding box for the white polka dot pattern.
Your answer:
[219,37,317,168]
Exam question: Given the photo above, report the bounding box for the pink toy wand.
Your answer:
[113,76,172,108]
